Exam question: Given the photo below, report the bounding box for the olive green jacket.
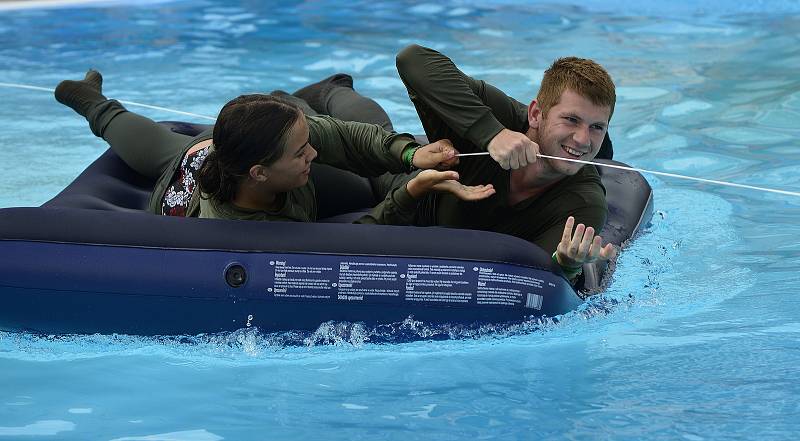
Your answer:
[396,44,607,254]
[147,115,420,224]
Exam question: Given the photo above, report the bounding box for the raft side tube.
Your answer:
[0,121,651,335]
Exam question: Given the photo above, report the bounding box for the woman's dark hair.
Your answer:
[198,94,302,202]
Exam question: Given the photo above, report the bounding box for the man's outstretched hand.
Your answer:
[556,216,616,268]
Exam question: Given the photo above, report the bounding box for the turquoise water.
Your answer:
[2,0,800,439]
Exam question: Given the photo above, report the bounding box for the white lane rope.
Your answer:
[3,80,798,197]
[0,81,217,121]
[457,151,800,198]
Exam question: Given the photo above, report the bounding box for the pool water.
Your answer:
[1,1,799,439]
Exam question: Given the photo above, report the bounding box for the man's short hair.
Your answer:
[537,57,616,121]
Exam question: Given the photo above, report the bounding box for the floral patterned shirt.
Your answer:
[161,146,210,216]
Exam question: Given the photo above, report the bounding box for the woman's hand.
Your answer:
[556,216,616,268]
[412,139,460,170]
[406,170,495,201]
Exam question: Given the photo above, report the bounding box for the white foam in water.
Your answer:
[447,7,471,16]
[616,87,670,101]
[227,24,257,36]
[785,91,800,110]
[478,29,508,38]
[444,20,475,30]
[224,13,256,21]
[641,134,689,151]
[592,186,752,326]
[762,145,799,155]
[755,108,800,129]
[662,155,726,173]
[661,100,712,117]
[342,403,369,410]
[400,404,437,419]
[113,51,169,62]
[68,407,93,414]
[0,0,141,10]
[409,3,444,14]
[625,22,741,36]
[109,429,223,441]
[461,66,546,87]
[304,55,389,73]
[363,76,404,90]
[626,124,659,139]
[701,127,793,144]
[0,420,75,436]
[736,79,795,91]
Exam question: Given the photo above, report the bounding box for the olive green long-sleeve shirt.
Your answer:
[395,44,607,254]
[149,115,420,225]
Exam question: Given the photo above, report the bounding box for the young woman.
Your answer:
[54,70,494,224]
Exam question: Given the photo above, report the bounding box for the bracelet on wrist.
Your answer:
[402,146,420,171]
[552,251,583,279]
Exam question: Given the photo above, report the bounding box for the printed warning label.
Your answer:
[258,254,558,311]
[270,260,334,299]
[336,261,400,301]
[475,266,544,306]
[404,264,472,304]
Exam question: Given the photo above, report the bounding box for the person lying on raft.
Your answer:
[54,71,494,224]
[372,45,618,283]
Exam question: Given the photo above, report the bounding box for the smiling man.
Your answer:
[390,44,618,282]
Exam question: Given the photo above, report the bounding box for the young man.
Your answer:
[391,44,618,281]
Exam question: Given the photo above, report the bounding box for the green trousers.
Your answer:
[86,75,394,182]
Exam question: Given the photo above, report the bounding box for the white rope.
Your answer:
[3,80,798,197]
[0,81,217,121]
[114,100,216,121]
[457,151,800,198]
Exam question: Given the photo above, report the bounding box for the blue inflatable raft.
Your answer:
[0,122,653,336]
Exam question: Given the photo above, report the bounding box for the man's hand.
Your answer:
[556,216,616,268]
[487,128,539,170]
[412,139,459,170]
[406,170,495,201]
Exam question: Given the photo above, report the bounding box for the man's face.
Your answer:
[534,89,611,176]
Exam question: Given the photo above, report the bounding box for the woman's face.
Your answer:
[262,115,317,193]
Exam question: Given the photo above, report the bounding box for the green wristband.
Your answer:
[552,251,583,279]
[402,146,419,171]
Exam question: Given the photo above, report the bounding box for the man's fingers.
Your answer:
[568,223,585,255]
[577,226,594,258]
[516,148,528,168]
[561,216,575,244]
[525,142,538,164]
[491,150,510,170]
[586,236,603,262]
[600,243,616,260]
